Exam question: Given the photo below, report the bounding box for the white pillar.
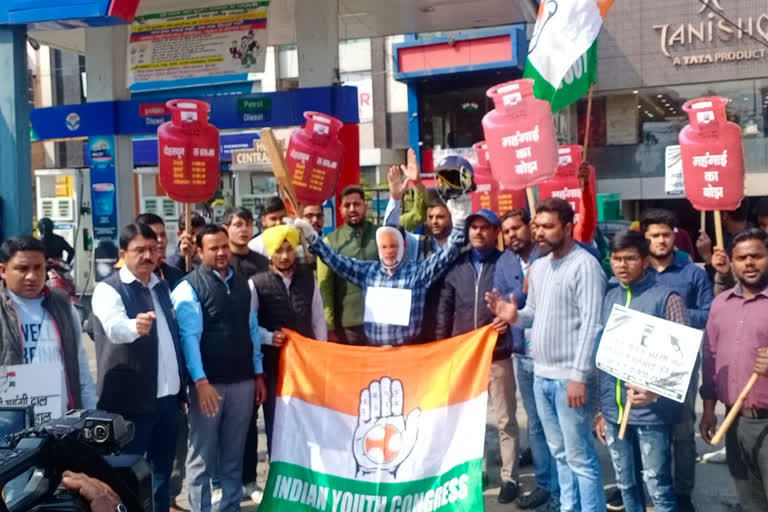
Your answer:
[295,0,339,88]
[85,25,135,227]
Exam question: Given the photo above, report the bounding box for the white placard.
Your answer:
[364,287,413,327]
[596,305,703,403]
[665,144,685,196]
[0,364,65,424]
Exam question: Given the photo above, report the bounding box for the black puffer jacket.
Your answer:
[435,249,511,360]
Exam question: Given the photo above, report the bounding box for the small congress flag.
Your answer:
[259,326,498,511]
[523,0,614,111]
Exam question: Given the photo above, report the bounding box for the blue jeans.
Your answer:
[534,376,605,512]
[516,355,558,495]
[605,422,676,512]
[123,395,180,512]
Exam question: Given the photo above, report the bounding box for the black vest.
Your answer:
[251,265,315,338]
[185,265,254,384]
[92,271,184,416]
[0,288,83,409]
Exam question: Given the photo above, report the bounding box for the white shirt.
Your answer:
[249,269,327,343]
[92,266,181,398]
[6,289,98,412]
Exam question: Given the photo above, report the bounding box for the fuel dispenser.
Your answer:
[34,168,94,294]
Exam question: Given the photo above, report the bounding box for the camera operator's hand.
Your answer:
[195,378,222,417]
[61,471,122,512]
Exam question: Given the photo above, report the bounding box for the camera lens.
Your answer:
[92,424,110,443]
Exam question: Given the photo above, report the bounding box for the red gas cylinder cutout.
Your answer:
[285,111,345,204]
[538,145,595,224]
[157,99,220,203]
[482,79,558,190]
[679,96,745,211]
[470,141,527,215]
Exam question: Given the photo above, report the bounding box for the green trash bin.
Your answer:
[597,193,622,222]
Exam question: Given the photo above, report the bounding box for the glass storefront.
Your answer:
[580,79,768,180]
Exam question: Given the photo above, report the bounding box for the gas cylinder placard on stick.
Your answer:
[285,111,345,204]
[158,99,221,203]
[538,145,595,225]
[482,79,558,190]
[470,141,526,215]
[679,97,744,211]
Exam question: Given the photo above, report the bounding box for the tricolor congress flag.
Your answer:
[260,326,498,511]
[524,0,614,111]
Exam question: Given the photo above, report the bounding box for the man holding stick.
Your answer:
[593,229,689,512]
[700,229,768,512]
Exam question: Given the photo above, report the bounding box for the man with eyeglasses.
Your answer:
[302,204,325,236]
[593,229,689,512]
[91,223,185,512]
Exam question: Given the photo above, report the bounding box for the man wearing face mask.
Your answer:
[293,196,469,346]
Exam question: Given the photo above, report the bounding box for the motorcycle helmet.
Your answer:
[434,155,477,203]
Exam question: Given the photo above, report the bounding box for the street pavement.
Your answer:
[82,337,739,511]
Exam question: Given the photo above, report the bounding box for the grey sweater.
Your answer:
[517,243,607,382]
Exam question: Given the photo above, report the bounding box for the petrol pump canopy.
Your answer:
[15,0,537,51]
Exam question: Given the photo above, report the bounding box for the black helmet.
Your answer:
[434,155,477,203]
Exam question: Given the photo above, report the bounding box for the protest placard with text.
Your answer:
[0,364,65,424]
[596,305,703,403]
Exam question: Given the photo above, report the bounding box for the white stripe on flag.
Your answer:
[271,392,488,482]
[528,0,603,90]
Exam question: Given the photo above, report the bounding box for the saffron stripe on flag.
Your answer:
[278,326,498,416]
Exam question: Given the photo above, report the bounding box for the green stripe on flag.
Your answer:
[524,39,598,112]
[259,459,484,511]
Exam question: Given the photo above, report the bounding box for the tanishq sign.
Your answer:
[653,0,768,66]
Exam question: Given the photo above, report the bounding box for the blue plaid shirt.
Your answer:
[310,227,465,345]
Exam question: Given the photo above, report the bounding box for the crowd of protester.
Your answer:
[2,155,768,512]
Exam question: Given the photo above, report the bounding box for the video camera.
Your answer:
[0,409,152,512]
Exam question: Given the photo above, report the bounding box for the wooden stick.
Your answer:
[259,128,301,217]
[700,210,706,235]
[714,210,724,249]
[582,85,594,155]
[618,401,632,440]
[710,373,760,445]
[526,187,536,212]
[259,127,310,256]
[184,202,192,272]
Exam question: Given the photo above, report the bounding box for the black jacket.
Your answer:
[435,249,511,360]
